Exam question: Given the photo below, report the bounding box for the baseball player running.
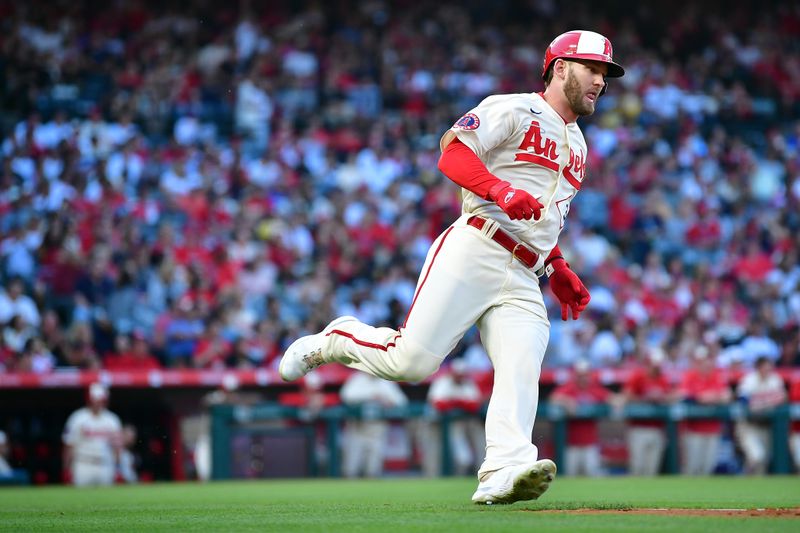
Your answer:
[280,30,624,504]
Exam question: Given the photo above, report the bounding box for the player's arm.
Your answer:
[549,386,578,414]
[438,138,542,221]
[62,415,77,483]
[544,245,590,321]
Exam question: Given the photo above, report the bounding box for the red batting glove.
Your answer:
[488,181,543,221]
[547,257,591,321]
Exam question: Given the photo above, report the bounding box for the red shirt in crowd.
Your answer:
[551,379,610,446]
[680,368,730,434]
[103,350,162,371]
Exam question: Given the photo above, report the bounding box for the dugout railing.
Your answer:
[209,401,800,479]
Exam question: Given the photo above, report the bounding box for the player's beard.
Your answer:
[564,67,596,117]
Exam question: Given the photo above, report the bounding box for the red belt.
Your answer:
[467,216,540,270]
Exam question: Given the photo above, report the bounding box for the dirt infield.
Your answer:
[535,508,800,517]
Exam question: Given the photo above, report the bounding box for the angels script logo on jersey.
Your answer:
[563,148,586,190]
[514,120,559,171]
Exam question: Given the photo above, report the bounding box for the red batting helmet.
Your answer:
[542,30,625,80]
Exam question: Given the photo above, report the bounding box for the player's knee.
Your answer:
[394,351,441,382]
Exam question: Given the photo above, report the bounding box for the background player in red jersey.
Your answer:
[679,347,732,475]
[550,359,614,476]
[620,348,679,476]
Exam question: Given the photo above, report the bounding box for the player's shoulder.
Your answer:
[478,92,538,110]
[65,407,89,423]
[104,409,122,423]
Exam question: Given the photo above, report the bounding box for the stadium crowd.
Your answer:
[0,0,799,380]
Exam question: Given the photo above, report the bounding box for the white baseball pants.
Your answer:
[735,422,771,474]
[564,445,604,477]
[326,214,549,479]
[681,432,721,475]
[627,427,666,476]
[790,433,800,472]
[342,420,388,478]
[72,459,115,487]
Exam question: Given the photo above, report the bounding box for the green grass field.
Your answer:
[1,477,798,532]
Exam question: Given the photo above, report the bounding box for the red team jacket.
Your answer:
[551,380,610,446]
[623,368,673,428]
[680,368,729,434]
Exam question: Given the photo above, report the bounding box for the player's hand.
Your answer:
[489,181,542,221]
[548,258,591,321]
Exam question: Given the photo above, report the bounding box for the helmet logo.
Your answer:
[575,31,612,60]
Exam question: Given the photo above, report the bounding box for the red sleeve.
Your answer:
[624,371,642,397]
[551,383,575,400]
[790,380,800,402]
[547,244,563,262]
[438,138,504,200]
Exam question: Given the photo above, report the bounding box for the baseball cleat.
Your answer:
[279,316,357,381]
[471,459,557,505]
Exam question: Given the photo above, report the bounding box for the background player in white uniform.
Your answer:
[62,383,122,487]
[340,371,408,478]
[735,356,787,474]
[280,30,624,504]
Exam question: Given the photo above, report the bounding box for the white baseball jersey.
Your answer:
[736,371,786,411]
[63,407,122,466]
[441,92,588,254]
[312,90,591,482]
[428,374,481,405]
[340,372,408,408]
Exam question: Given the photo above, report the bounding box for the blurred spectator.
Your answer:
[103,332,162,371]
[620,348,679,476]
[0,430,12,477]
[193,320,233,369]
[0,430,29,485]
[235,75,273,158]
[62,383,122,487]
[340,371,408,478]
[117,425,139,484]
[162,297,205,368]
[16,337,56,374]
[679,347,733,475]
[0,278,40,327]
[735,356,787,474]
[550,359,614,477]
[425,359,484,476]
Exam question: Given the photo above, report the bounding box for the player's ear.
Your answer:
[553,58,568,82]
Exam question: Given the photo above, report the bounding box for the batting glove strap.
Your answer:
[544,255,565,278]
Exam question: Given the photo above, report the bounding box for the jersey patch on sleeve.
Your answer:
[454,113,480,130]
